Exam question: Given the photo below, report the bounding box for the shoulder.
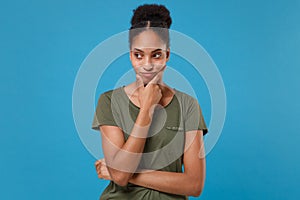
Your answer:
[96,87,125,107]
[101,87,121,95]
[173,88,203,116]
[174,88,198,105]
[99,87,123,99]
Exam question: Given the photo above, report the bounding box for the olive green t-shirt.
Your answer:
[92,86,208,200]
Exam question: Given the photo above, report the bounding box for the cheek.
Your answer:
[131,62,140,73]
[130,58,143,71]
[130,54,141,66]
[154,64,165,71]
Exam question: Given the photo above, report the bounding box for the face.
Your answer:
[130,29,170,84]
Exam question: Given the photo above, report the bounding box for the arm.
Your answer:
[128,130,206,197]
[99,74,163,187]
[100,106,154,186]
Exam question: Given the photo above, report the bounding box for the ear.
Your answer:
[129,51,133,61]
[166,48,170,61]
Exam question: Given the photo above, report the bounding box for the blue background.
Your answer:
[1,0,299,199]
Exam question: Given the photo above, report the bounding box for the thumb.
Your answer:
[148,65,165,85]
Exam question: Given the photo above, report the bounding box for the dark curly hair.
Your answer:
[129,4,172,49]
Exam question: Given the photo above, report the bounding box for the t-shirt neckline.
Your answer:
[120,85,177,110]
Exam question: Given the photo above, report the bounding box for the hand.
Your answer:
[136,69,164,110]
[95,159,112,180]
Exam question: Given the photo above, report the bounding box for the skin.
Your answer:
[94,29,206,197]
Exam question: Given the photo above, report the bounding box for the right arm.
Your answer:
[100,107,151,186]
[99,74,162,186]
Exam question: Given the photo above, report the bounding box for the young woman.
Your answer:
[92,4,208,199]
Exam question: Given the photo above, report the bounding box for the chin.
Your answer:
[142,77,151,84]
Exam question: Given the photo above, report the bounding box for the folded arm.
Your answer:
[99,107,152,186]
[96,129,206,197]
[128,130,206,197]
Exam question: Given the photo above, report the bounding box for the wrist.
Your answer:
[134,108,153,128]
[140,104,156,116]
[129,173,140,184]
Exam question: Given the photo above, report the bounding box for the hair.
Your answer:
[129,4,172,49]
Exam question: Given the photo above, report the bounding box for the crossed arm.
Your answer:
[95,124,206,197]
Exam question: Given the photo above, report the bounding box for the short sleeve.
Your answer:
[91,92,118,130]
[184,98,208,135]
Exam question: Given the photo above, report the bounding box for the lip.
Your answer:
[140,72,155,78]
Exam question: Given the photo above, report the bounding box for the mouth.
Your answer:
[140,72,155,78]
[138,65,166,79]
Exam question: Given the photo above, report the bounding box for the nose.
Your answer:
[142,56,154,71]
[143,63,154,71]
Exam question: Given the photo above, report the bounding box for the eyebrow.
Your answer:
[133,48,164,53]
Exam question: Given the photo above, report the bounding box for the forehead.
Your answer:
[131,29,166,50]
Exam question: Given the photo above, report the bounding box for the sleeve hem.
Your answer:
[185,128,208,136]
[91,122,120,131]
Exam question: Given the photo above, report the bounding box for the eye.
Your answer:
[134,53,143,59]
[152,52,162,59]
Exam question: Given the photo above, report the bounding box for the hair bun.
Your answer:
[131,4,172,29]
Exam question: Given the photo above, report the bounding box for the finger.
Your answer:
[136,73,144,90]
[100,165,107,173]
[148,65,165,85]
[97,169,101,177]
[95,158,105,166]
[100,166,111,180]
[148,72,161,85]
[95,160,101,166]
[101,159,107,166]
[96,166,101,176]
[95,161,101,170]
[96,161,102,171]
[97,163,102,172]
[96,158,104,164]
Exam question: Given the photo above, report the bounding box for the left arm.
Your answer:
[129,130,206,197]
[96,129,206,197]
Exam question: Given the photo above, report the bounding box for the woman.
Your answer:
[92,4,208,199]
